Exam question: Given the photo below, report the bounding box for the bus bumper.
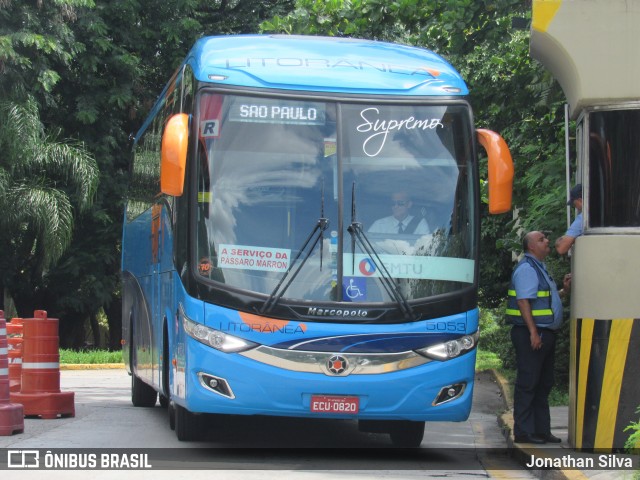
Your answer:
[176,339,475,422]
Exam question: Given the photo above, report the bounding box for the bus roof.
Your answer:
[134,35,468,141]
[185,35,468,96]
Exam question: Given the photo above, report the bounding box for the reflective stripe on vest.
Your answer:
[506,289,552,316]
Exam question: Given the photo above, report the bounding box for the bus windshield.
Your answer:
[195,93,475,304]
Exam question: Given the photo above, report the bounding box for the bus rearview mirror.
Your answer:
[161,113,189,196]
[477,129,514,214]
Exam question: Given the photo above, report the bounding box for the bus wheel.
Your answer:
[130,319,157,407]
[388,421,425,448]
[174,403,203,441]
[168,400,176,430]
[131,372,158,407]
[160,323,170,410]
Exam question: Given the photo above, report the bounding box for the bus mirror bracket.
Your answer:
[161,113,189,196]
[477,129,514,214]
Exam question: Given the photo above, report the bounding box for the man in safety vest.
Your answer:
[506,230,571,444]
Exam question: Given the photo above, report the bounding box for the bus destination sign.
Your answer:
[229,98,326,125]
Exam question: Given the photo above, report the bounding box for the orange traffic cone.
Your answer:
[0,310,24,435]
[7,318,23,392]
[10,310,74,419]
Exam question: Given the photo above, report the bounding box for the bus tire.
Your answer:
[174,403,203,441]
[130,323,157,407]
[388,421,425,448]
[160,323,170,410]
[132,372,158,407]
[168,400,176,430]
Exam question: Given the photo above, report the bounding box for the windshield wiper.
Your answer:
[259,184,329,315]
[347,182,416,322]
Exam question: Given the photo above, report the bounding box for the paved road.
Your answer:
[1,369,535,479]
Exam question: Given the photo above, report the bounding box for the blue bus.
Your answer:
[122,35,513,445]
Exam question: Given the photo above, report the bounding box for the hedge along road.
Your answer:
[0,368,535,480]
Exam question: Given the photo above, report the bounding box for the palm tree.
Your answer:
[0,94,99,315]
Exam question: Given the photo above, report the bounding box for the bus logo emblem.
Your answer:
[327,355,348,375]
[359,258,376,276]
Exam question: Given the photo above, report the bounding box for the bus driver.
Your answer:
[368,192,430,235]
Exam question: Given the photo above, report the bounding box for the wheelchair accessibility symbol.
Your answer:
[343,277,366,300]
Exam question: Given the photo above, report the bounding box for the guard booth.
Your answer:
[531,0,640,450]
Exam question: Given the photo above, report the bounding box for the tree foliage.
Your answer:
[0,94,99,317]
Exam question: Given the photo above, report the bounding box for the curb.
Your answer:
[60,363,125,370]
[488,368,513,411]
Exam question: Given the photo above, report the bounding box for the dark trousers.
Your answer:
[510,325,556,437]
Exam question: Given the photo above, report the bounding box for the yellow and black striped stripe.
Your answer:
[573,318,640,450]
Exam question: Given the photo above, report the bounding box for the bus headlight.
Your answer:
[415,331,479,361]
[183,316,258,353]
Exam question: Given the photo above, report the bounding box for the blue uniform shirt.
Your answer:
[566,213,583,238]
[512,253,563,330]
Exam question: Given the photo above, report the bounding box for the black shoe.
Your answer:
[514,434,546,444]
[541,433,562,443]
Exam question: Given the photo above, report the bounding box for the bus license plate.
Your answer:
[310,395,359,414]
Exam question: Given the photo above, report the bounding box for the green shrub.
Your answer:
[476,349,502,370]
[479,306,515,369]
[625,406,640,452]
[59,349,123,364]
